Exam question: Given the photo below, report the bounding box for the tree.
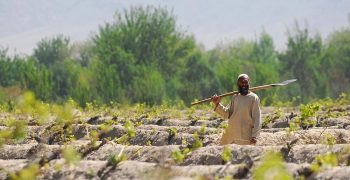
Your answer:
[250,32,281,104]
[33,35,71,67]
[180,50,220,104]
[323,27,350,97]
[93,6,205,104]
[131,66,166,105]
[279,22,326,102]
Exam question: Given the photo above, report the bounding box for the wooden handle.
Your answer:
[190,79,296,106]
[191,84,272,106]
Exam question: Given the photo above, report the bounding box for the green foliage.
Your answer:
[0,119,27,147]
[167,127,177,137]
[322,27,350,97]
[33,35,71,67]
[62,146,81,165]
[221,146,232,163]
[0,6,349,106]
[17,91,50,125]
[253,151,293,180]
[300,103,320,120]
[108,152,126,166]
[285,117,301,134]
[131,66,166,105]
[51,102,74,125]
[262,108,283,128]
[198,124,206,135]
[89,130,100,147]
[191,132,203,150]
[9,164,39,180]
[288,102,321,129]
[322,133,335,146]
[280,22,327,102]
[171,148,190,164]
[311,152,338,172]
[124,120,136,138]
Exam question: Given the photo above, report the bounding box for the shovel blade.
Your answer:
[272,79,297,86]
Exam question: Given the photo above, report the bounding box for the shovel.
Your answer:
[191,79,297,106]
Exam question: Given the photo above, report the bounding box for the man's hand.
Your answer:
[250,137,257,145]
[211,94,221,106]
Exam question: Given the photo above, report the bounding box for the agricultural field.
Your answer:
[0,93,350,179]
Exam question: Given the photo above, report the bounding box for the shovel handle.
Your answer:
[191,84,272,106]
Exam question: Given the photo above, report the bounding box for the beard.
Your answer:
[238,85,249,95]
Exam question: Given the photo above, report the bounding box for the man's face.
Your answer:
[237,77,250,95]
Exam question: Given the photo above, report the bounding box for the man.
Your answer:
[212,74,261,145]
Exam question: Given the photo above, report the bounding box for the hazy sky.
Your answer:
[0,0,349,55]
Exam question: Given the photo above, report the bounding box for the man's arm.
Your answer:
[214,103,231,118]
[211,94,232,119]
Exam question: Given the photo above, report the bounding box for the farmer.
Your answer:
[211,74,261,145]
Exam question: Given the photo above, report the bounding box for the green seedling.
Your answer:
[167,127,177,137]
[10,164,39,180]
[116,134,130,145]
[108,148,126,166]
[253,151,293,180]
[62,146,81,165]
[311,152,338,172]
[322,133,335,146]
[300,103,320,128]
[262,108,283,128]
[124,120,136,138]
[171,148,190,164]
[198,124,206,135]
[191,133,203,150]
[0,119,26,147]
[222,146,232,164]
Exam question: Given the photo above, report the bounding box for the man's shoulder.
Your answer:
[235,92,259,100]
[248,92,260,100]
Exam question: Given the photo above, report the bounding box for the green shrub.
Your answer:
[221,146,232,163]
[62,146,81,165]
[311,152,338,172]
[171,148,190,164]
[253,151,293,180]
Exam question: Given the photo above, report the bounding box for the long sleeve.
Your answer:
[251,96,261,137]
[214,103,230,118]
[214,96,234,119]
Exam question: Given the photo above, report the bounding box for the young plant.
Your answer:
[62,146,81,165]
[191,132,203,150]
[285,118,300,134]
[89,130,100,147]
[299,103,320,129]
[167,127,177,142]
[171,148,190,164]
[9,164,39,180]
[221,146,232,164]
[198,124,206,135]
[311,152,338,172]
[0,119,27,147]
[17,91,50,125]
[252,151,293,180]
[98,147,126,177]
[124,120,136,138]
[108,149,126,166]
[322,133,336,146]
[116,134,130,145]
[262,108,283,128]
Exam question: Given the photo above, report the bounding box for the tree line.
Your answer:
[0,6,349,107]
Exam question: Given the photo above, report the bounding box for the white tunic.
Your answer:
[214,92,261,145]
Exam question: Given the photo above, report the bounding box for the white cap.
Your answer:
[237,74,249,81]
